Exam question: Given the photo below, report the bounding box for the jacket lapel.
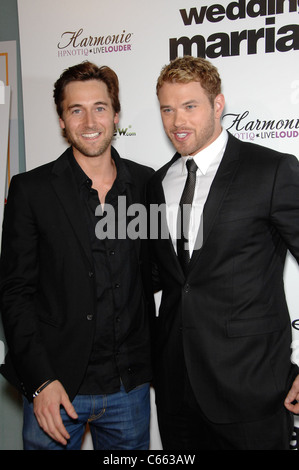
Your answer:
[50,149,93,266]
[150,153,186,278]
[188,133,241,271]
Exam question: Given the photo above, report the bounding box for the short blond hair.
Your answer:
[156,56,221,105]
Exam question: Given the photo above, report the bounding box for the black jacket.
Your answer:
[148,133,299,424]
[0,146,155,401]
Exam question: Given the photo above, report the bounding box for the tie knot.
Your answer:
[186,158,197,174]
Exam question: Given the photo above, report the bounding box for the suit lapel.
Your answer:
[151,135,241,276]
[150,153,186,278]
[50,149,93,266]
[188,133,241,271]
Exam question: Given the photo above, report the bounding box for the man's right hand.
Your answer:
[33,380,78,446]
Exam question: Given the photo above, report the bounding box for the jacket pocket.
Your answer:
[226,314,281,338]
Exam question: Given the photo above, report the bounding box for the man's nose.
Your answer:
[173,110,186,128]
[85,110,96,128]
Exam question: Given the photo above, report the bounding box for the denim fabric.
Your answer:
[23,382,150,450]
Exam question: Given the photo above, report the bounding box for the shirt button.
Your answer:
[184,284,190,293]
[88,271,94,277]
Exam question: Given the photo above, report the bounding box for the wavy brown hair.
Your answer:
[53,61,121,117]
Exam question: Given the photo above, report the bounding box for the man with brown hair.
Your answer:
[0,61,154,450]
[148,55,299,450]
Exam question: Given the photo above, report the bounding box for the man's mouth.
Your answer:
[82,132,101,139]
[176,132,188,138]
[174,131,190,141]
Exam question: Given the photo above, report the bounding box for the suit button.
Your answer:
[88,271,94,277]
[86,314,93,321]
[184,284,190,293]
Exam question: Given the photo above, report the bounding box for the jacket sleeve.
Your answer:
[0,175,56,398]
[270,153,299,262]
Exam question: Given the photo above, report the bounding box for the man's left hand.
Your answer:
[285,375,299,414]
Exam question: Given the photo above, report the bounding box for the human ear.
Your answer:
[214,94,225,117]
[114,113,119,125]
[59,117,66,130]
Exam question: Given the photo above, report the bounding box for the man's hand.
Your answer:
[33,380,78,445]
[285,374,299,414]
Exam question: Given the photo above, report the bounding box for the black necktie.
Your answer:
[177,158,198,272]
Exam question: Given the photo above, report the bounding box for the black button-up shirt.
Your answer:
[69,148,151,394]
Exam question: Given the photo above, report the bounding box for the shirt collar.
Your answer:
[180,129,228,175]
[68,145,133,190]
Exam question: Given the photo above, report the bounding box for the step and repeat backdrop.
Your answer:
[6,0,299,448]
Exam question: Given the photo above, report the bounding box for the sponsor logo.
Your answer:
[291,339,299,366]
[222,109,299,142]
[290,426,299,450]
[57,28,133,58]
[114,125,137,139]
[170,0,299,59]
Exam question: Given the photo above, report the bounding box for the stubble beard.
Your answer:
[168,110,216,156]
[64,127,115,158]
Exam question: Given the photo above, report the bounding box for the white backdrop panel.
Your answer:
[17,0,299,449]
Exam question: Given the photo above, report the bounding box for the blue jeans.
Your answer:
[23,383,150,450]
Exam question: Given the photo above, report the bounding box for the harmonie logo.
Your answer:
[222,109,299,142]
[57,28,133,58]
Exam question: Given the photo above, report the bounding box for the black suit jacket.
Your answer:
[148,132,299,424]
[0,146,154,401]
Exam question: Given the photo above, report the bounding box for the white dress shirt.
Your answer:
[162,129,228,256]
